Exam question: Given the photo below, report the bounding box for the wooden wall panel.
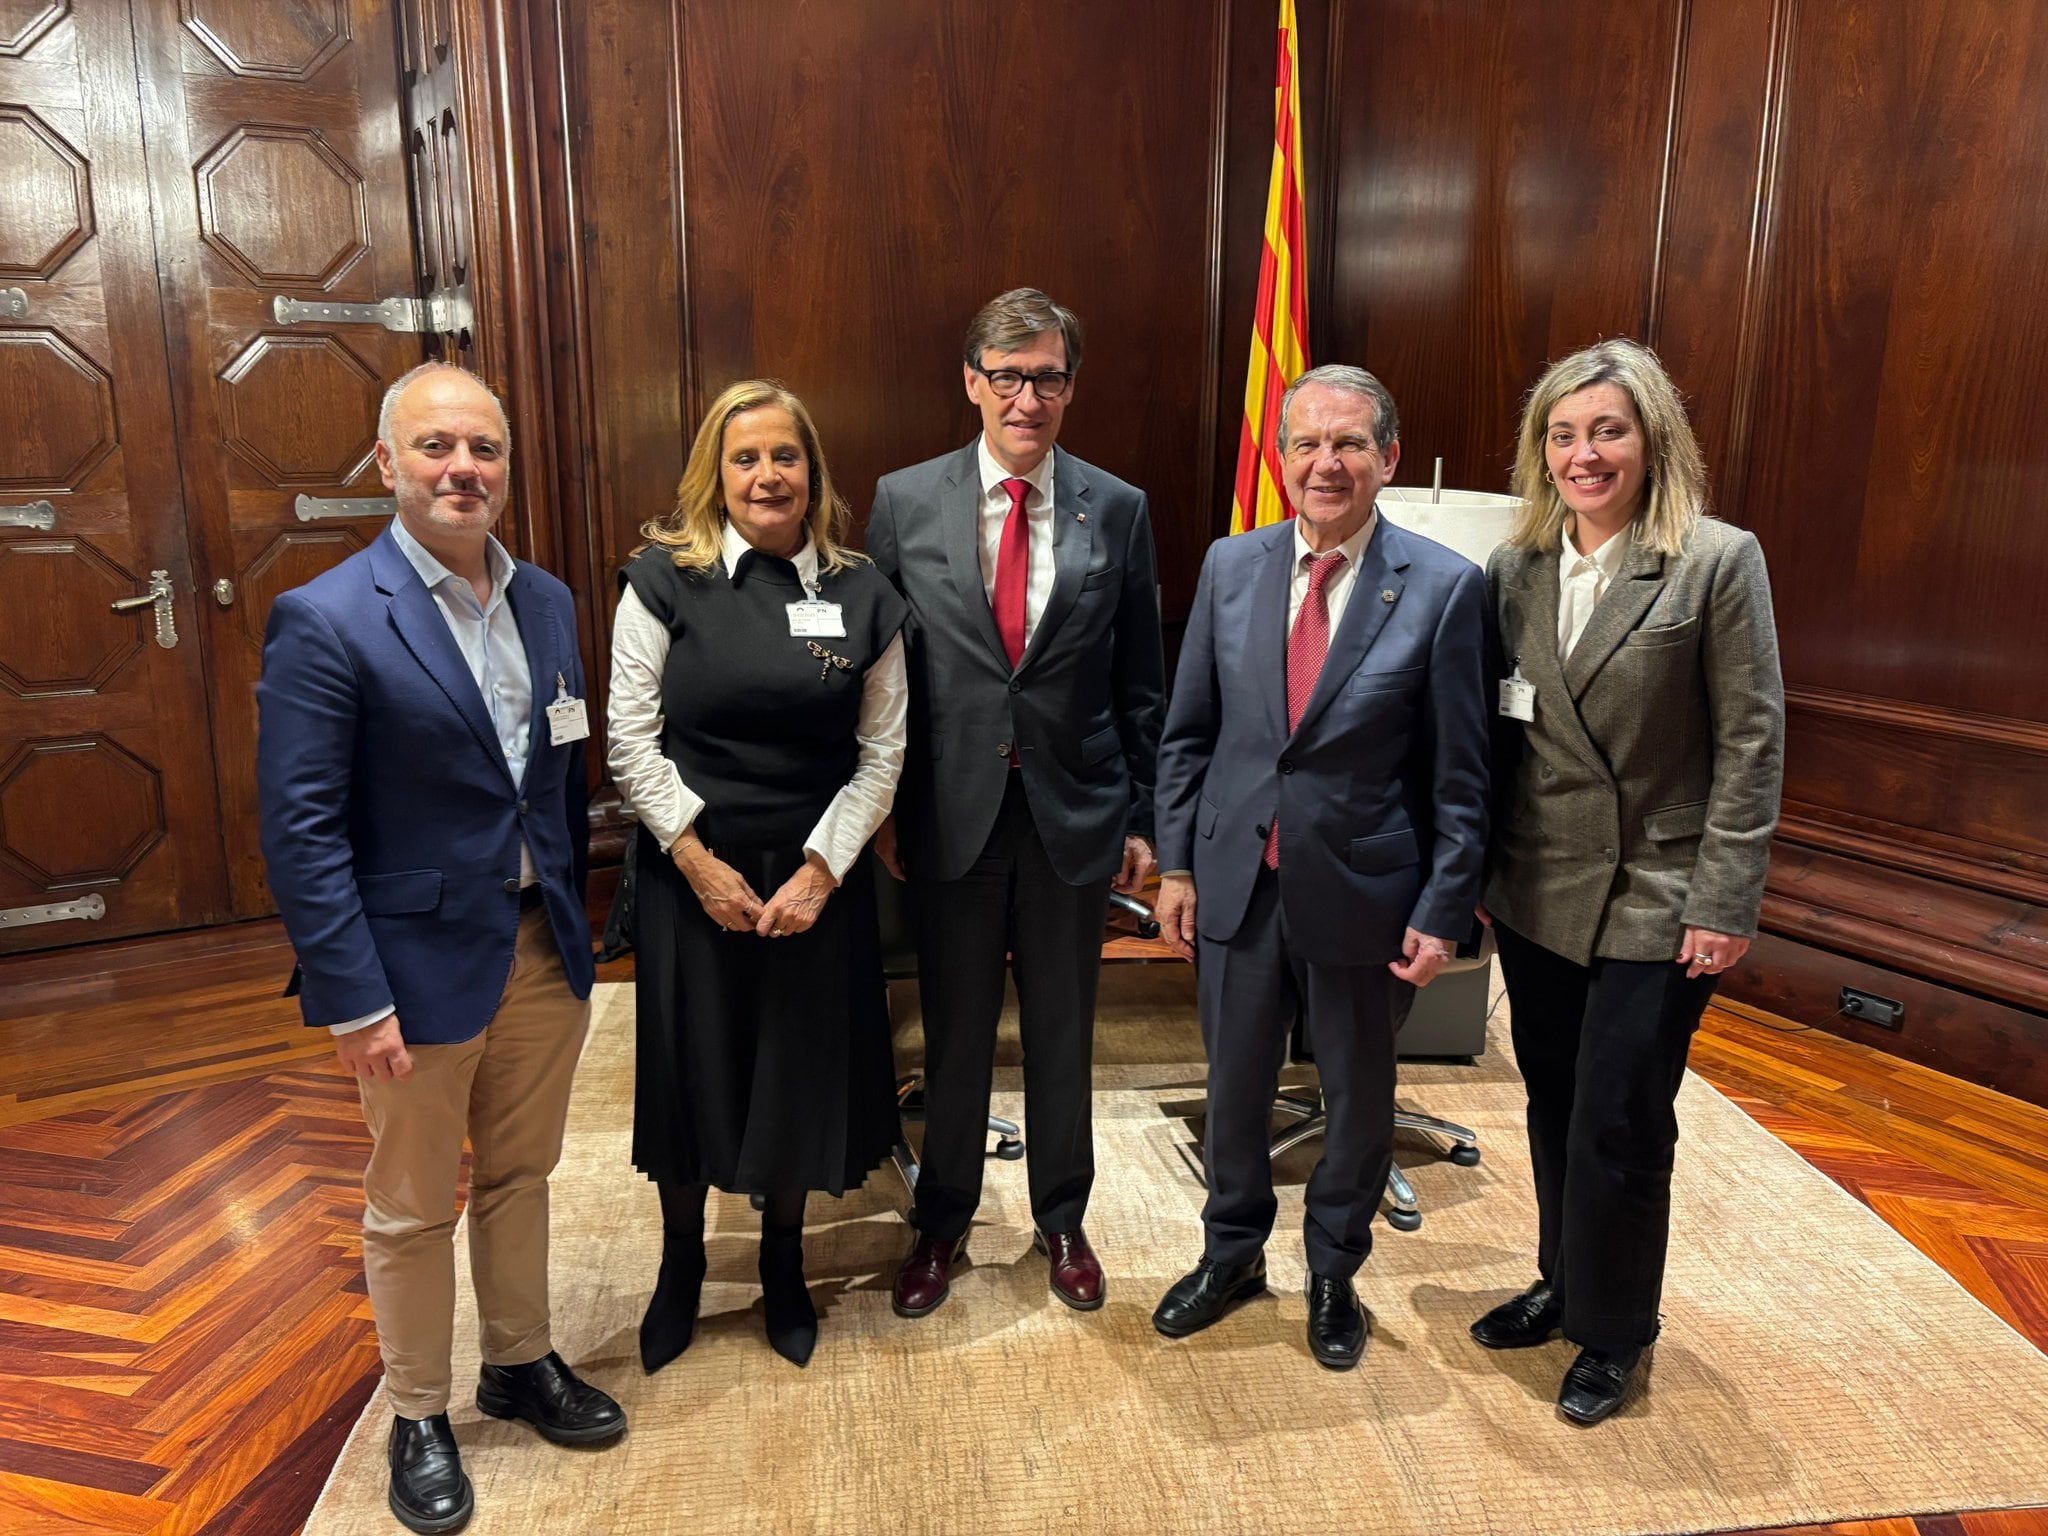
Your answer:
[1321,0,1686,496]
[671,0,1228,619]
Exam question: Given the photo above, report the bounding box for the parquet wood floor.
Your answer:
[1,943,2044,1534]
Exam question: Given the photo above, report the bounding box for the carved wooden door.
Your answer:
[0,0,234,951]
[129,0,427,919]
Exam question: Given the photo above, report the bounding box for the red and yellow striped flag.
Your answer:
[1230,0,1310,533]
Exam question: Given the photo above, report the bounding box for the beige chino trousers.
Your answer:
[356,905,591,1420]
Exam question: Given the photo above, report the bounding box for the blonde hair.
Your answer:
[639,380,862,573]
[1507,338,1710,557]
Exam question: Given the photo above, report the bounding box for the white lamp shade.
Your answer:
[1375,487,1524,569]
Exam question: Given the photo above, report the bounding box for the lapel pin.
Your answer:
[1076,512,1087,523]
[1381,588,1396,603]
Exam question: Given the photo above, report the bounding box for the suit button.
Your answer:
[1256,824,1269,839]
[1008,680,1022,693]
[502,877,519,892]
[1279,759,1295,775]
[1538,765,1554,782]
[1601,847,1616,861]
[518,798,530,813]
[996,741,1012,757]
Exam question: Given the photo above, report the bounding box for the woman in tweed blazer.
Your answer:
[1470,339,1784,1425]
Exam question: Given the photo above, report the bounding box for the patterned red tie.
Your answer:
[992,477,1031,668]
[1264,551,1346,870]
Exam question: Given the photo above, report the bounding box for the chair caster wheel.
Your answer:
[1450,1145,1481,1167]
[1386,1208,1423,1232]
[995,1137,1025,1161]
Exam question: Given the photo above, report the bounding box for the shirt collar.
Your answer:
[976,435,1056,503]
[1291,508,1378,571]
[1561,518,1632,579]
[721,517,819,589]
[390,516,516,607]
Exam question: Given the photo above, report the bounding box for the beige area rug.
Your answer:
[306,968,2048,1536]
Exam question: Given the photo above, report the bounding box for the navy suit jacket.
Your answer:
[256,526,594,1044]
[1155,517,1489,967]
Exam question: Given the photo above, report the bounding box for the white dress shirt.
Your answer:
[606,520,908,881]
[335,519,535,1036]
[1557,519,1632,661]
[1288,510,1379,630]
[976,435,1056,649]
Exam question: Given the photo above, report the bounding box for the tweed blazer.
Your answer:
[1483,517,1784,965]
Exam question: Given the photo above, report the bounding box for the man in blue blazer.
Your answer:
[1150,365,1489,1370]
[258,363,621,1534]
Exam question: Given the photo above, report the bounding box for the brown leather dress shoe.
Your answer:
[892,1233,965,1318]
[1034,1228,1105,1310]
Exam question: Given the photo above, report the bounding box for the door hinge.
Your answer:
[0,893,107,929]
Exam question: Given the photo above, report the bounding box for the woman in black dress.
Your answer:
[606,379,907,1370]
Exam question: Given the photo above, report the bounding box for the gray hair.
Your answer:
[376,361,510,452]
[1278,364,1400,453]
[962,287,1084,372]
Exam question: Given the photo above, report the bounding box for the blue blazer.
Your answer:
[256,527,594,1044]
[1155,517,1489,967]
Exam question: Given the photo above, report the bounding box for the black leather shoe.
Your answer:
[1557,1344,1646,1425]
[1305,1271,1368,1370]
[640,1235,707,1374]
[760,1230,818,1367]
[1152,1255,1268,1338]
[1470,1279,1563,1350]
[387,1413,472,1534]
[476,1351,626,1446]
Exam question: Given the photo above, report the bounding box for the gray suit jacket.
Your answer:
[1483,517,1785,965]
[867,443,1166,885]
[1155,518,1490,966]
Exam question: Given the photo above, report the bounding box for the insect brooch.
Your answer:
[806,640,853,681]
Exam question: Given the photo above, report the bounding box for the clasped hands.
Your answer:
[672,833,836,938]
[1155,873,1455,984]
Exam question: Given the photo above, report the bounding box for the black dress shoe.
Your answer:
[1557,1344,1646,1425]
[477,1351,626,1445]
[387,1413,473,1534]
[1305,1271,1368,1370]
[1470,1279,1563,1350]
[1152,1255,1268,1338]
[760,1230,818,1367]
[640,1235,708,1374]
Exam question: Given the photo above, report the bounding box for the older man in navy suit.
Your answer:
[1150,364,1489,1370]
[258,363,622,1533]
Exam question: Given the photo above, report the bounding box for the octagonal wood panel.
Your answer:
[217,332,378,486]
[0,1,68,58]
[238,527,364,652]
[195,124,368,289]
[0,539,142,697]
[180,0,349,83]
[0,735,165,889]
[0,328,117,491]
[0,105,94,279]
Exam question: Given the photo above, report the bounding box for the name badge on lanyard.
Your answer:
[547,671,590,745]
[787,576,845,638]
[1498,658,1536,722]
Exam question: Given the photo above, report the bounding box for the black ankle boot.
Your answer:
[759,1230,817,1367]
[639,1231,707,1374]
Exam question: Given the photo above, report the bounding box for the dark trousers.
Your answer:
[909,773,1112,1243]
[1197,864,1412,1280]
[1493,920,1720,1352]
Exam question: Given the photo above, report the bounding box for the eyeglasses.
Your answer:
[972,365,1074,401]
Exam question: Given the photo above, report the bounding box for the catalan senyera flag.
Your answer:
[1231,0,1310,533]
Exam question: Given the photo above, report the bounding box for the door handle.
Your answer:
[111,570,178,648]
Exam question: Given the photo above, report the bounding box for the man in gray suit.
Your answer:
[1150,364,1489,1369]
[868,288,1166,1319]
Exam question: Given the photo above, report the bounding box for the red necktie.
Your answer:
[992,477,1030,668]
[1264,551,1346,870]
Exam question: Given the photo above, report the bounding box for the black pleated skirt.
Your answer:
[630,826,900,1196]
